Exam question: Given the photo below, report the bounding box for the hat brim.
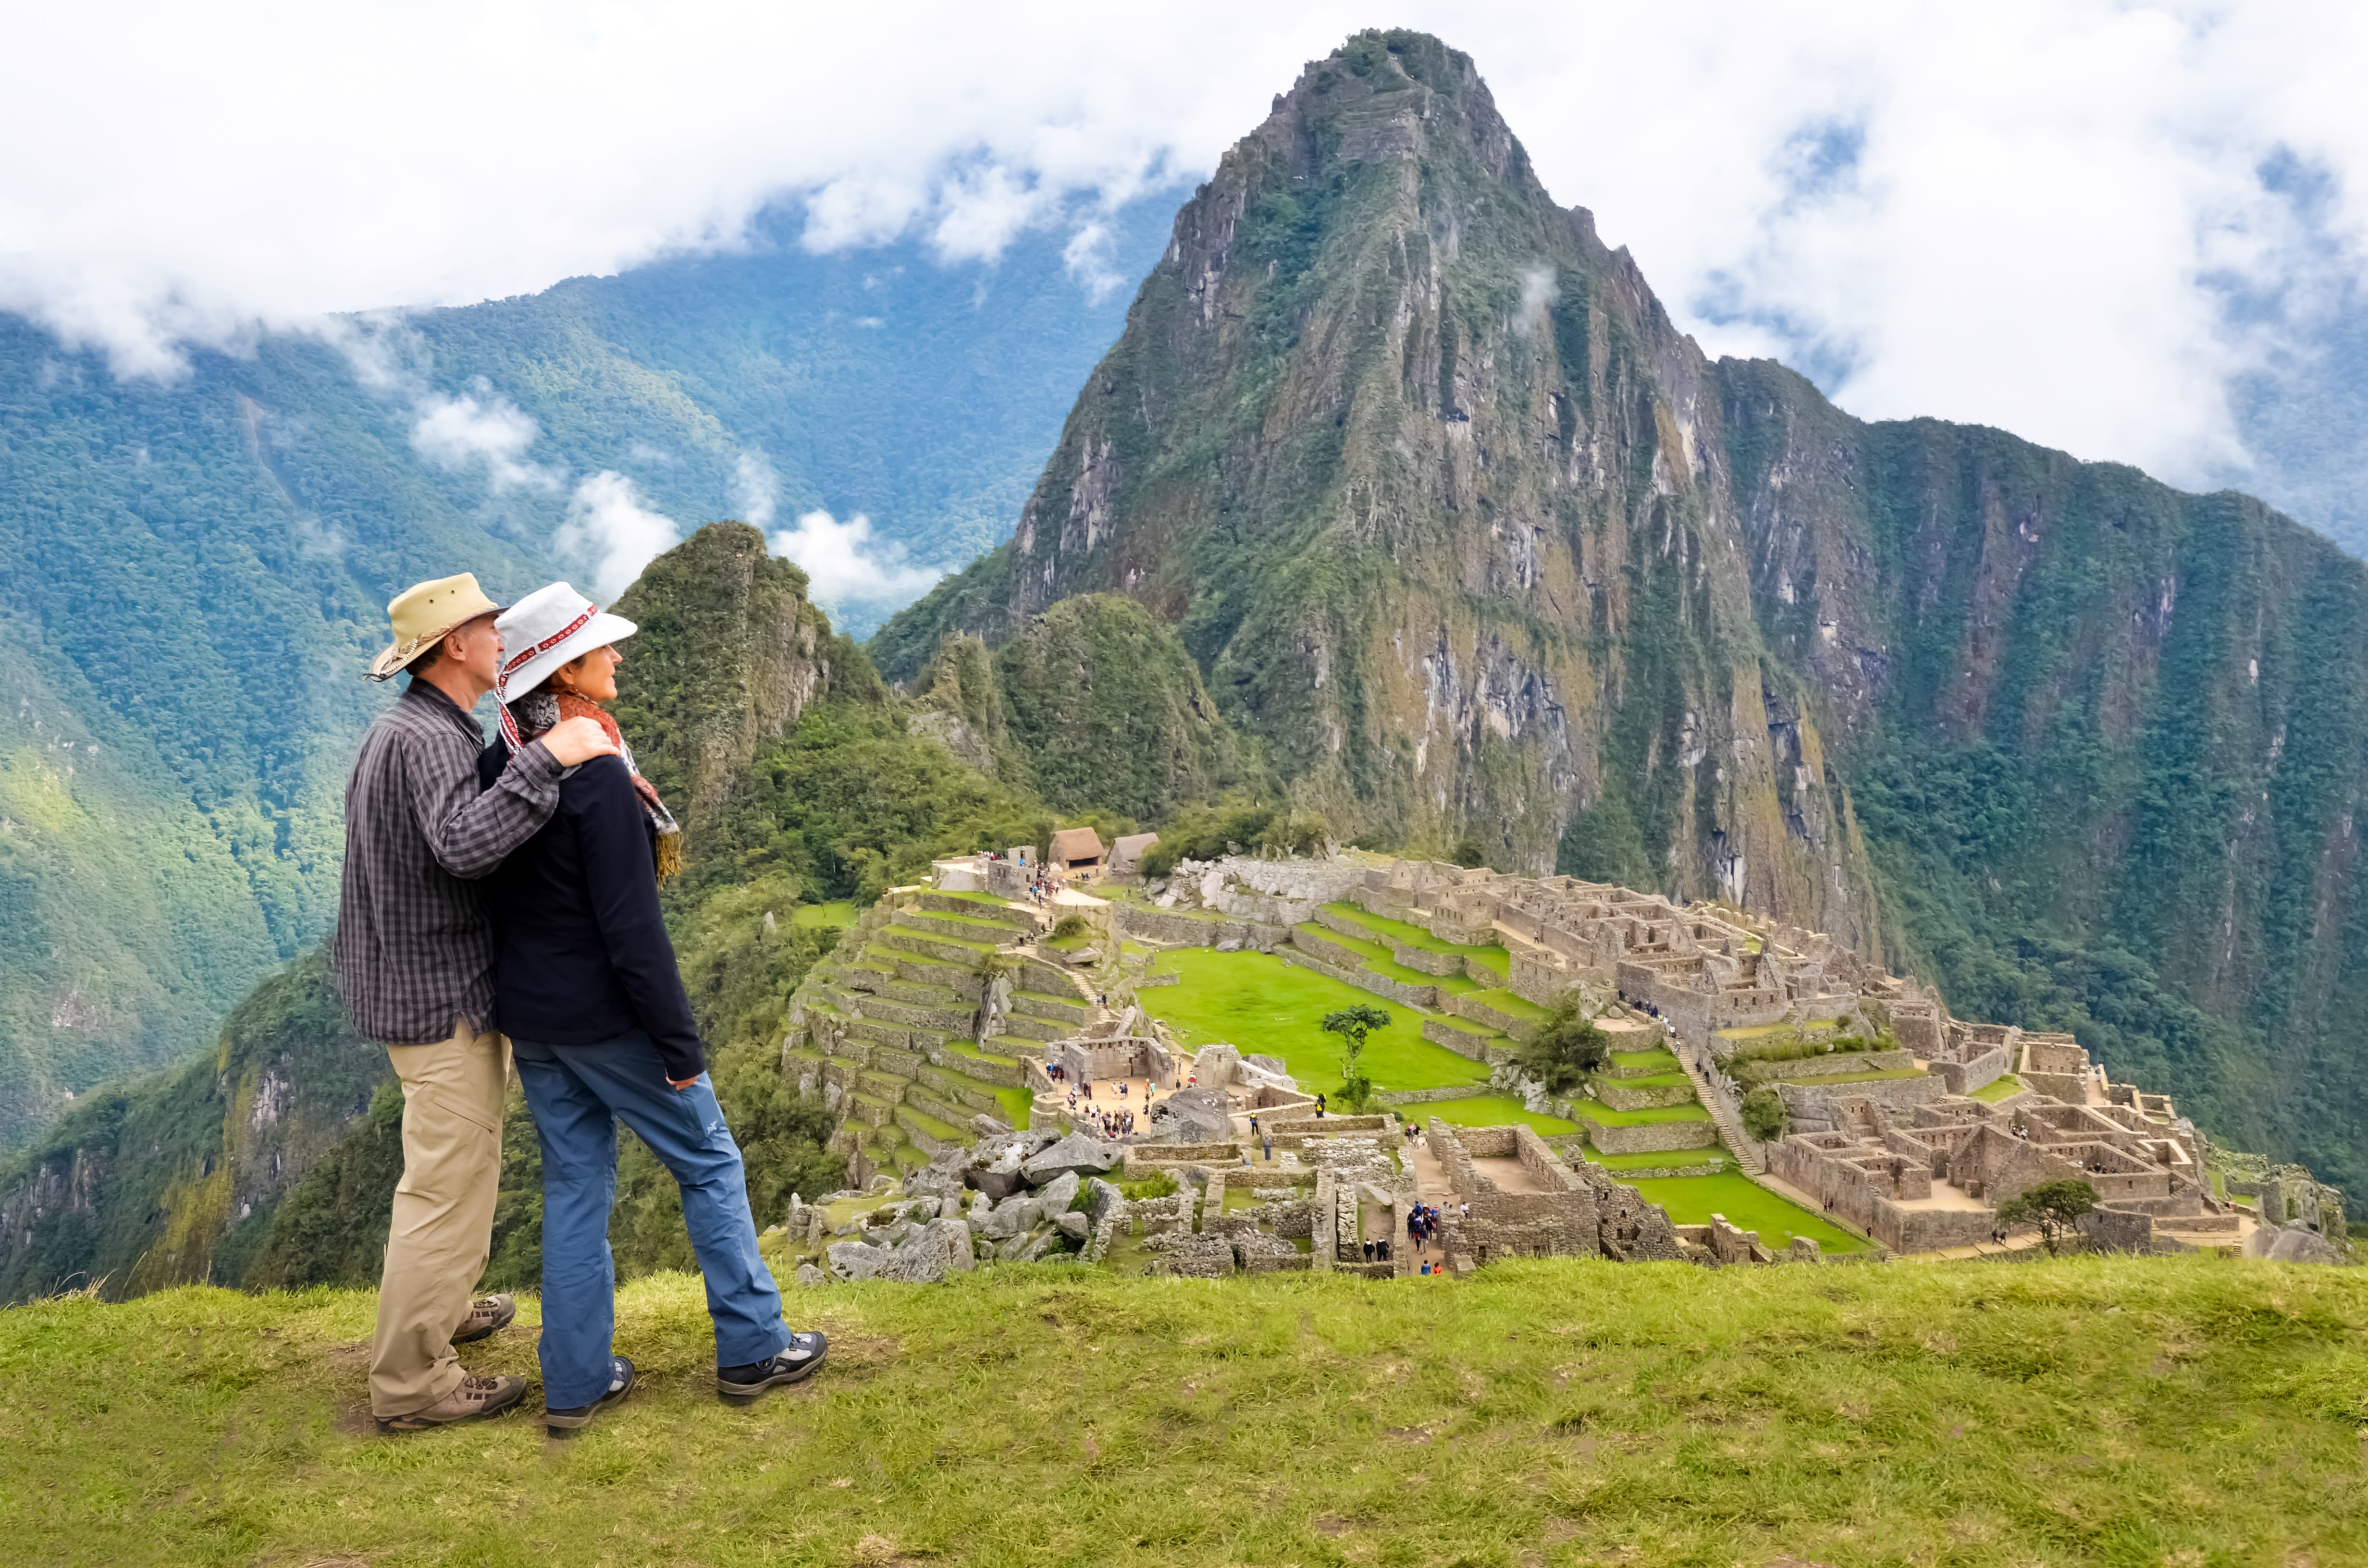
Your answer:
[367,604,507,682]
[497,611,639,702]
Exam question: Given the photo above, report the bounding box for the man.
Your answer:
[336,573,617,1433]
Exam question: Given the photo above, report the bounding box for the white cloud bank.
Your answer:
[558,473,680,601]
[2,3,2367,494]
[769,511,945,614]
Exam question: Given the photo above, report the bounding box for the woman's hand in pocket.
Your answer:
[669,1077,700,1091]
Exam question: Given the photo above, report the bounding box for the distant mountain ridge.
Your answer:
[876,30,2368,1190]
[0,204,1173,1150]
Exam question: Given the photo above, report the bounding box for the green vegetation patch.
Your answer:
[7,1257,2365,1565]
[792,901,860,929]
[1610,1048,1681,1071]
[1622,1172,1873,1255]
[1973,1074,2028,1104]
[1414,1095,1579,1137]
[1138,949,1487,1092]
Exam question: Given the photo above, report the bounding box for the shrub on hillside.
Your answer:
[1517,993,1611,1096]
[1740,1087,1788,1143]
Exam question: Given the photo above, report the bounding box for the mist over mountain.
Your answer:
[0,200,1172,1150]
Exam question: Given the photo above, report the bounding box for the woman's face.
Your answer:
[558,643,623,703]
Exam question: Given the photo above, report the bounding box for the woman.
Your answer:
[478,583,825,1434]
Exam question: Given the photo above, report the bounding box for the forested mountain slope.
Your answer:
[0,207,1170,1152]
[874,31,2368,1189]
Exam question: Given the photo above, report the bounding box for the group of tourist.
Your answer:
[1406,1201,1449,1254]
[334,574,827,1436]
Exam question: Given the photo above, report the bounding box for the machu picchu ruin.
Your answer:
[774,851,2350,1281]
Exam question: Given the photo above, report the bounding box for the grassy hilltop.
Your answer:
[5,1256,2364,1567]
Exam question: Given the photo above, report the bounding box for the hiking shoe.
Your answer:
[717,1332,827,1401]
[545,1357,635,1435]
[450,1293,517,1345]
[376,1373,528,1433]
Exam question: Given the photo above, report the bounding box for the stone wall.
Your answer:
[1421,1017,1518,1065]
[1574,1110,1718,1154]
[1114,903,1281,950]
[1933,1045,2010,1097]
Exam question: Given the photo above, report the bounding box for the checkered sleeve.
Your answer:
[404,726,563,880]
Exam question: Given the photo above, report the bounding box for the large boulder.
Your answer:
[794,1262,829,1287]
[1022,1132,1121,1184]
[2253,1224,2345,1265]
[1193,1044,1243,1086]
[1246,1054,1289,1076]
[979,1193,1032,1238]
[1151,1086,1234,1142]
[826,1239,891,1281]
[880,1218,979,1283]
[1030,1170,1082,1227]
[965,1142,1032,1201]
[1083,1176,1126,1226]
[1055,1211,1090,1242]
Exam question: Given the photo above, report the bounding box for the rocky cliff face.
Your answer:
[876,30,2368,1188]
[876,31,1887,950]
[0,947,376,1303]
[910,594,1245,822]
[609,521,839,829]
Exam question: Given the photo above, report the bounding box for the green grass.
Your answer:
[1570,1098,1714,1127]
[993,1085,1035,1131]
[1138,949,1487,1092]
[6,1260,2365,1565]
[791,900,860,928]
[1320,902,1511,977]
[1413,1095,1579,1137]
[1622,1172,1874,1255]
[1973,1074,2027,1104]
[937,888,1020,908]
[1609,1048,1681,1070]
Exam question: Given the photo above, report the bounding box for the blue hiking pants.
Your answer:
[512,1030,788,1408]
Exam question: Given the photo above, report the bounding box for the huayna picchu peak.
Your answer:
[876,29,2368,1193]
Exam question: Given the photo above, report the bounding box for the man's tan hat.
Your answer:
[368,574,504,681]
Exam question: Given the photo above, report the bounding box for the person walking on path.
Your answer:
[478,585,825,1434]
[337,574,620,1433]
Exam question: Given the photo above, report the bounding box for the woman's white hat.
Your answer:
[494,582,637,706]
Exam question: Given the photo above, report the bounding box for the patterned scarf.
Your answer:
[506,687,683,883]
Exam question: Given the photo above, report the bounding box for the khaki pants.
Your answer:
[370,1020,510,1418]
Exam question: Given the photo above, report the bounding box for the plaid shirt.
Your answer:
[333,679,561,1044]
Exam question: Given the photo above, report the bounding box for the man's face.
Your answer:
[442,613,503,689]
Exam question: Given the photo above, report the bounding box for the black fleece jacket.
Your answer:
[475,740,704,1080]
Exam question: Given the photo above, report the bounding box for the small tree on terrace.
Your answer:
[1739,1086,1788,1143]
[1516,992,1611,1097]
[1994,1178,2099,1255]
[1321,1004,1392,1112]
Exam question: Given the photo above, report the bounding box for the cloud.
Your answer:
[1515,265,1558,335]
[557,472,679,600]
[409,381,562,494]
[768,510,945,616]
[0,2,2365,504]
[731,451,779,527]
